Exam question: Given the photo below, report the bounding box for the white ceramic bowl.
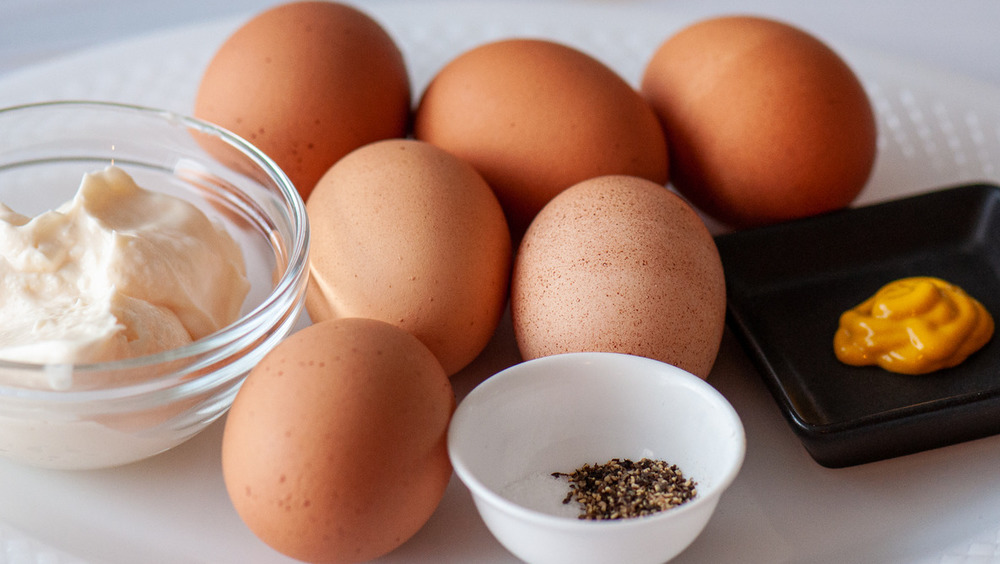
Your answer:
[448,352,746,564]
[0,101,309,470]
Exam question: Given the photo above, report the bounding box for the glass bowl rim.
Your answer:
[0,99,310,402]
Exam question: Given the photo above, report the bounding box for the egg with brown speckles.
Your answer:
[194,1,410,201]
[640,15,876,227]
[221,317,455,563]
[414,38,669,237]
[305,138,511,376]
[511,175,726,378]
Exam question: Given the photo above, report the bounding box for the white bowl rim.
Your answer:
[448,351,747,531]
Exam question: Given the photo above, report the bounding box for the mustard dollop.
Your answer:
[834,276,994,375]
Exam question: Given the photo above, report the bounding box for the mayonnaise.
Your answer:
[0,166,249,372]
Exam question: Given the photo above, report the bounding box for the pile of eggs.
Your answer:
[194,1,877,561]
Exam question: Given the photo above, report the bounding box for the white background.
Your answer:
[5,0,1000,90]
[4,1,1000,563]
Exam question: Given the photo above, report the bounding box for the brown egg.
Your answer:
[305,139,511,376]
[194,1,410,201]
[641,15,877,228]
[222,317,455,563]
[511,175,726,378]
[414,38,668,236]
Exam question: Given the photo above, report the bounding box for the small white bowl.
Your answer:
[448,352,746,564]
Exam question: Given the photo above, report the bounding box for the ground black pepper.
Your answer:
[551,457,697,520]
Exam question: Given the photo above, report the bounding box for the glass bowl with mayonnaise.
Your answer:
[0,101,309,469]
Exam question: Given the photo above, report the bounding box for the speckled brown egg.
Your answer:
[221,317,455,563]
[414,38,669,236]
[641,15,877,228]
[305,139,511,376]
[194,1,410,201]
[511,175,726,378]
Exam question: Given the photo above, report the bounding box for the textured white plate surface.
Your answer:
[2,2,1000,563]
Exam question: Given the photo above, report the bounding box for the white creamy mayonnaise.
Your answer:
[0,165,250,370]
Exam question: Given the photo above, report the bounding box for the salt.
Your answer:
[500,471,581,519]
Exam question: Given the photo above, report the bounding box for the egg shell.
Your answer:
[221,317,455,563]
[641,15,877,227]
[194,1,411,201]
[414,38,669,236]
[511,175,726,378]
[305,139,512,376]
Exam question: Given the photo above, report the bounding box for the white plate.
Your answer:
[2,2,1000,563]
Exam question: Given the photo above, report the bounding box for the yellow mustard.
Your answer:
[834,276,994,375]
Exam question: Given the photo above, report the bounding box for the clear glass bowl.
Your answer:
[0,101,309,469]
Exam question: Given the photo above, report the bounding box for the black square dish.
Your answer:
[715,184,1000,467]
